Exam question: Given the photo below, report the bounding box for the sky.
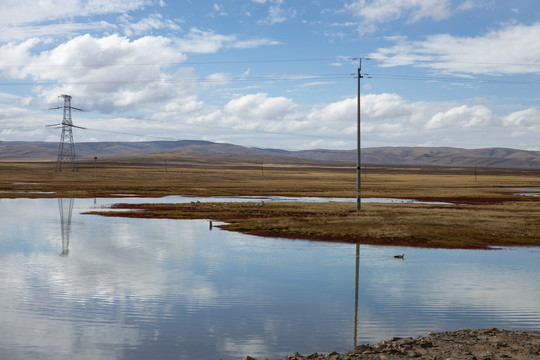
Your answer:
[0,0,539,151]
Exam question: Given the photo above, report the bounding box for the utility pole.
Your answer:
[357,59,363,212]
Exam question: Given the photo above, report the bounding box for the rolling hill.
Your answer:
[1,140,540,169]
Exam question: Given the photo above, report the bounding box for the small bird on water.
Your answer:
[394,254,404,259]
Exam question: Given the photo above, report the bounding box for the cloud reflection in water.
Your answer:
[0,198,539,360]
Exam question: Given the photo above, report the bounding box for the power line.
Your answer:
[67,120,510,147]
[0,73,352,86]
[1,54,539,86]
[368,56,540,68]
[77,123,350,142]
[2,56,540,69]
[2,71,538,87]
[366,72,540,85]
[37,109,356,142]
[79,127,180,141]
[39,124,519,150]
[0,57,355,69]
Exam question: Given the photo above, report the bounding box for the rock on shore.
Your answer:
[243,328,540,360]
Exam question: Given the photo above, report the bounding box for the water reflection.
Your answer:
[58,198,74,256]
[0,198,539,360]
[354,244,360,348]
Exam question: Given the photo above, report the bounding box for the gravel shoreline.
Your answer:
[243,328,540,360]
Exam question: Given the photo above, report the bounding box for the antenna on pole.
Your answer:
[356,58,363,212]
[46,94,86,171]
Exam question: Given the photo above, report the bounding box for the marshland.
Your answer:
[2,158,539,249]
[1,157,539,359]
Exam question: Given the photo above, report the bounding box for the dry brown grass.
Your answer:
[89,200,540,249]
[1,159,539,199]
[0,160,355,198]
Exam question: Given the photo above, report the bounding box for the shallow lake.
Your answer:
[1,197,539,360]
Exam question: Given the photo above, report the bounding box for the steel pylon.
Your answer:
[55,95,78,171]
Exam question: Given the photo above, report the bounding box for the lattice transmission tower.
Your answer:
[47,94,86,171]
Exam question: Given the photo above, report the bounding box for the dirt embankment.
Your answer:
[243,328,540,360]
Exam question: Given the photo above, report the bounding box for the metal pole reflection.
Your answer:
[58,198,74,256]
[354,243,360,348]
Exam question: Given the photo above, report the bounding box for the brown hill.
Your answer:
[1,140,539,169]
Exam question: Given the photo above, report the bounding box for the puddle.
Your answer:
[509,188,540,197]
[0,190,56,194]
[93,195,452,206]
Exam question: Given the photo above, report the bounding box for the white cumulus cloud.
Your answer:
[175,28,279,54]
[345,0,453,33]
[426,105,493,129]
[370,22,540,75]
[0,0,152,26]
[0,34,198,113]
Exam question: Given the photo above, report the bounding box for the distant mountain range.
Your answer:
[1,140,540,169]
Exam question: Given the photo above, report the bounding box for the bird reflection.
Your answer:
[58,198,74,256]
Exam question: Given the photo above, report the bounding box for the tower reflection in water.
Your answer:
[58,198,74,256]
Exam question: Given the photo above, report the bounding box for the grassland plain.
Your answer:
[1,158,540,249]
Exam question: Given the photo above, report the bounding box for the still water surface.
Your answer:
[1,197,539,360]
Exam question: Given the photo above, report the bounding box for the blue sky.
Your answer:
[1,0,539,150]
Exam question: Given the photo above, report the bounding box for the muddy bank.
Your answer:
[243,328,540,360]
